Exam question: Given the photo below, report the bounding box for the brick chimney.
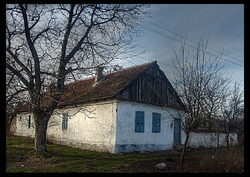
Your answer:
[95,66,103,83]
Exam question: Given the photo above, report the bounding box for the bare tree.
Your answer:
[202,73,232,155]
[6,68,30,123]
[220,82,243,149]
[6,4,150,152]
[171,36,230,166]
[202,75,231,128]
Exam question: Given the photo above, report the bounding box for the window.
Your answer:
[135,111,144,132]
[62,113,68,130]
[28,115,31,128]
[152,113,161,133]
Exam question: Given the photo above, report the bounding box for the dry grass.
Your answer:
[8,153,60,172]
[187,147,244,173]
[6,133,244,173]
[119,147,244,173]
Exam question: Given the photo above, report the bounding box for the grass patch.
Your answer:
[6,134,163,173]
[6,134,244,173]
[187,147,244,173]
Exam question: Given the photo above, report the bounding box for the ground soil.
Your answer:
[6,126,244,173]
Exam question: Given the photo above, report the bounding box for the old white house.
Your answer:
[12,61,187,153]
[11,61,238,153]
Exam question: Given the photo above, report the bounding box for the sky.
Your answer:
[122,4,244,90]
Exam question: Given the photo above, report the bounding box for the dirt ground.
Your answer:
[116,156,244,173]
[6,128,244,173]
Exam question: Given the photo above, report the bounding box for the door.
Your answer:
[174,118,181,143]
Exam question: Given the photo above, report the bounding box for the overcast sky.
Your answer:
[123,4,244,90]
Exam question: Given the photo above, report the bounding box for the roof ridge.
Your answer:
[104,60,156,75]
[65,61,156,85]
[122,60,156,70]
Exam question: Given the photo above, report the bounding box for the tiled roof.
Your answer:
[15,61,156,113]
[59,61,155,106]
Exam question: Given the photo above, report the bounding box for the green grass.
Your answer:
[6,134,244,173]
[6,134,170,173]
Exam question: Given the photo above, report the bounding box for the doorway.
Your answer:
[174,118,181,143]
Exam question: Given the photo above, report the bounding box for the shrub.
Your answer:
[187,147,244,173]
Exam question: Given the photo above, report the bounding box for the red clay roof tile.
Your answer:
[15,61,155,112]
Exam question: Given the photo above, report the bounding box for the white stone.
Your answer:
[155,163,166,170]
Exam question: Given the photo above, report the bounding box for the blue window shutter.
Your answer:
[65,114,68,129]
[140,112,144,132]
[152,113,156,132]
[135,112,140,132]
[62,116,65,129]
[135,111,144,132]
[62,113,68,130]
[135,118,140,132]
[157,113,161,132]
[152,113,161,133]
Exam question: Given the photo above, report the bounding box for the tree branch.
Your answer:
[64,6,96,64]
[19,4,41,93]
[6,48,32,77]
[32,28,50,43]
[29,14,40,30]
[60,4,75,61]
[6,63,29,88]
[6,88,28,106]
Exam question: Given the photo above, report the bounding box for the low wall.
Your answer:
[187,131,238,148]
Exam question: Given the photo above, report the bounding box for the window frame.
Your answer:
[134,111,145,133]
[62,113,68,130]
[152,112,161,133]
[28,115,31,128]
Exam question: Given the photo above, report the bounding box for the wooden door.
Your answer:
[174,118,181,143]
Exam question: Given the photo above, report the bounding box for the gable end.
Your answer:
[115,62,184,108]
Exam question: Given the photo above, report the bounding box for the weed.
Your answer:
[6,134,244,173]
[186,147,244,173]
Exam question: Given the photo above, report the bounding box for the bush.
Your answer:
[187,147,244,173]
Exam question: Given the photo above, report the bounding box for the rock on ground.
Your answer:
[155,163,167,170]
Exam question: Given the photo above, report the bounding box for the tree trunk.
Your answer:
[180,132,189,167]
[216,129,220,156]
[34,115,49,152]
[225,133,229,150]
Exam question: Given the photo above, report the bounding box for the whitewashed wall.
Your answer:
[14,99,187,154]
[115,100,185,153]
[187,131,238,148]
[15,112,35,137]
[15,100,118,153]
